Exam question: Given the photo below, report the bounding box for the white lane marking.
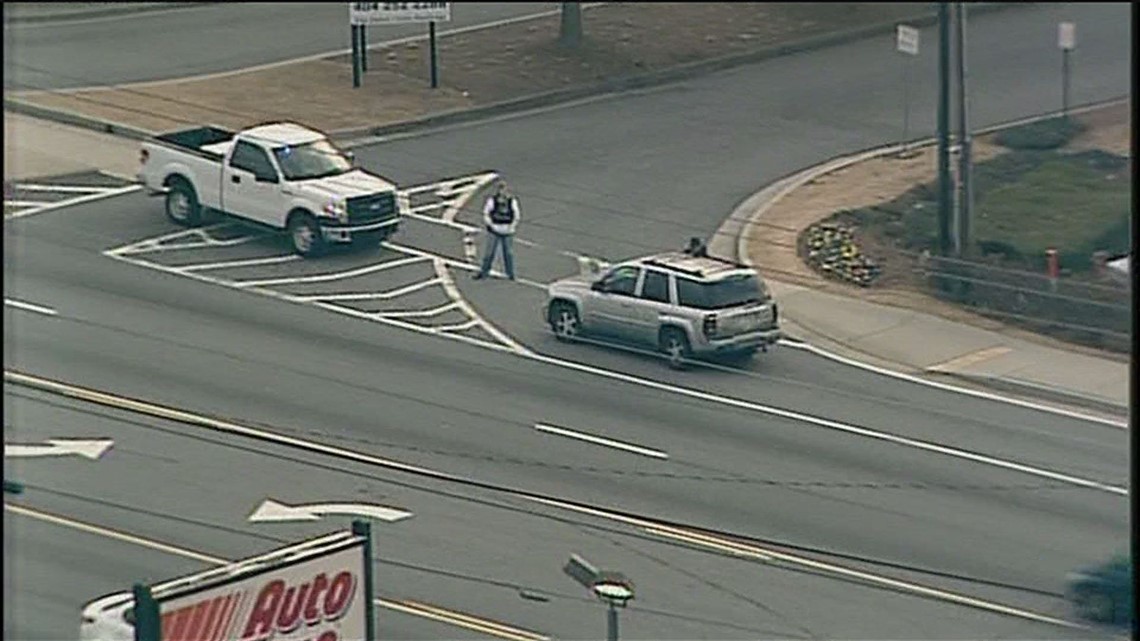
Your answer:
[644,526,772,561]
[296,278,443,303]
[523,351,1127,495]
[312,300,519,354]
[4,298,57,316]
[405,211,478,233]
[378,302,460,319]
[0,372,1086,631]
[109,223,259,256]
[232,255,429,288]
[434,258,534,355]
[4,200,46,208]
[4,438,113,460]
[526,497,1086,630]
[4,502,547,641]
[181,254,299,272]
[434,319,480,333]
[13,184,114,193]
[534,423,669,460]
[4,184,140,220]
[780,340,1128,429]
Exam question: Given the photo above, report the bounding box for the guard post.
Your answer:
[132,583,160,641]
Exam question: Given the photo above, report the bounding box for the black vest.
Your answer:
[490,195,515,224]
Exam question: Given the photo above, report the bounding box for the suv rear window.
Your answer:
[676,273,765,310]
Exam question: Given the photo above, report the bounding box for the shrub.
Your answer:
[994,116,1087,151]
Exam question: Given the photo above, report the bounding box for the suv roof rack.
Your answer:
[642,252,753,279]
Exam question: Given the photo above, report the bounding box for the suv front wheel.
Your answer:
[659,327,691,370]
[549,302,580,342]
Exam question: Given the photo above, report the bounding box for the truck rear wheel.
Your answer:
[288,213,325,258]
[164,179,202,227]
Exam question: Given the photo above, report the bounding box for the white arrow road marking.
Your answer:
[248,498,414,523]
[5,503,548,641]
[4,298,57,316]
[4,438,113,460]
[534,423,669,459]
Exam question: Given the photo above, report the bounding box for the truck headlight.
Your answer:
[323,200,348,222]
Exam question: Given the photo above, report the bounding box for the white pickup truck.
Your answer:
[137,121,402,257]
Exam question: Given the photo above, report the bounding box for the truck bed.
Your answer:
[153,126,235,161]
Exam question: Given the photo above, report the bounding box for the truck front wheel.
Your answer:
[288,213,325,258]
[165,179,202,227]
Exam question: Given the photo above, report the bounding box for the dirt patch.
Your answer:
[11,3,943,133]
[745,101,1132,356]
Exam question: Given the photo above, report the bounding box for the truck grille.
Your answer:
[346,192,398,225]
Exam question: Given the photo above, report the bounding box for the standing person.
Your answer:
[474,180,520,280]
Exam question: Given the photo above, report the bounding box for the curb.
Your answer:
[925,370,1128,417]
[724,96,1131,414]
[328,2,1030,143]
[3,2,214,25]
[4,3,1033,145]
[2,97,155,141]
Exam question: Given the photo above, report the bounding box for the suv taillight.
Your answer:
[702,314,717,338]
[139,148,149,165]
[771,303,778,325]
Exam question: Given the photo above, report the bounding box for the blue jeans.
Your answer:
[479,232,515,279]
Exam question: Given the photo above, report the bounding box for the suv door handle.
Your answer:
[231,175,241,184]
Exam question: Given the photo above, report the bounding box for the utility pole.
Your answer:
[559,2,582,47]
[954,2,972,257]
[936,3,953,257]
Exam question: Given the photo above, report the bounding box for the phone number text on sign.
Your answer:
[350,2,451,25]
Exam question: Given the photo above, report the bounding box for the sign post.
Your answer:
[350,3,451,88]
[1058,22,1075,119]
[895,24,919,156]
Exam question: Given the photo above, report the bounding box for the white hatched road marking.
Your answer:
[5,183,141,220]
[103,173,521,352]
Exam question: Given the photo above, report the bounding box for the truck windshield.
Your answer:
[272,140,352,181]
[676,273,767,310]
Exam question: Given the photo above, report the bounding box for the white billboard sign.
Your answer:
[155,539,368,641]
[896,24,920,56]
[350,2,450,25]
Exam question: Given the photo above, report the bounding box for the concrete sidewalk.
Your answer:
[721,140,1131,418]
[3,111,140,182]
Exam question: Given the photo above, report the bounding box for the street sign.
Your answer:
[350,2,450,25]
[1058,22,1076,50]
[5,438,113,460]
[248,498,414,523]
[896,24,920,56]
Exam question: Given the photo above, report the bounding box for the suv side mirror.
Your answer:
[591,280,606,292]
[345,151,356,165]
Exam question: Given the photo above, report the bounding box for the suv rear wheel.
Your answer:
[659,327,691,370]
[549,302,580,342]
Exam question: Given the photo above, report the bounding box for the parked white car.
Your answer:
[137,121,402,257]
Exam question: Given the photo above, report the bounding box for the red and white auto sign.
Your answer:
[158,544,367,641]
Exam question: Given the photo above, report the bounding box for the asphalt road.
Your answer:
[2,2,557,90]
[3,2,1131,639]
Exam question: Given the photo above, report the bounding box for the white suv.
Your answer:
[543,249,782,368]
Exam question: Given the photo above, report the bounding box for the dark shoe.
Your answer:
[508,274,516,281]
[472,272,485,280]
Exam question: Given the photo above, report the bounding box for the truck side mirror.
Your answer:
[591,280,605,292]
[345,151,356,165]
[255,171,279,184]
